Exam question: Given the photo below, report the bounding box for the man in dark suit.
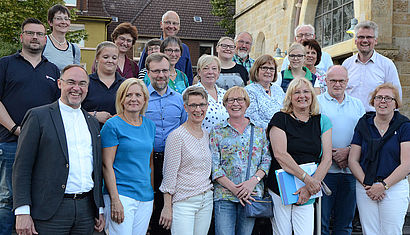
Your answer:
[12,64,105,235]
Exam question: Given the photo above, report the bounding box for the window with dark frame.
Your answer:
[314,0,354,47]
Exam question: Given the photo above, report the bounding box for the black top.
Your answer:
[216,64,249,90]
[82,72,125,118]
[0,52,60,142]
[266,111,322,195]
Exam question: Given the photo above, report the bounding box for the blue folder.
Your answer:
[275,162,322,205]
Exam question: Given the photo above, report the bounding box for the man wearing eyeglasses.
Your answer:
[13,64,105,235]
[317,65,365,235]
[0,18,60,235]
[233,32,255,72]
[138,11,194,86]
[281,24,334,72]
[342,20,401,113]
[144,53,187,234]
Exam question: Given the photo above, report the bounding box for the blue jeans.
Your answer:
[0,142,17,235]
[214,200,255,235]
[321,173,356,235]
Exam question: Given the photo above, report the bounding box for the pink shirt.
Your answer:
[160,125,213,203]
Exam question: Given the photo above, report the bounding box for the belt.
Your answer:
[64,191,91,200]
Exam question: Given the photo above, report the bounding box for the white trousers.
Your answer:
[103,194,153,235]
[269,189,314,235]
[171,190,213,235]
[356,179,409,235]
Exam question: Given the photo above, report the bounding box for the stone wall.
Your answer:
[235,0,409,116]
[392,0,410,117]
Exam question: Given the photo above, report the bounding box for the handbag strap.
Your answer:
[245,124,255,181]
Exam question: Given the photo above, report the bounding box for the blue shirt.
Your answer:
[101,116,156,201]
[0,52,60,142]
[82,72,125,116]
[245,82,285,129]
[139,39,193,85]
[145,85,187,152]
[351,114,410,180]
[318,92,365,173]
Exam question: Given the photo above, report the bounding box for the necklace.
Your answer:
[292,112,310,123]
[122,113,141,126]
[374,120,388,134]
[49,33,66,46]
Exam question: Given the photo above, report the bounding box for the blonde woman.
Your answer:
[101,78,155,234]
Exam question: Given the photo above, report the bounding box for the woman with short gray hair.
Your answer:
[159,86,213,235]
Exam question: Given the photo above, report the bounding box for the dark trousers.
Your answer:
[149,152,171,235]
[33,194,95,235]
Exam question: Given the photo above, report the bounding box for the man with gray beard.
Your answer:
[233,32,255,72]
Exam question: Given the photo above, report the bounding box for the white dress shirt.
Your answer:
[342,50,402,112]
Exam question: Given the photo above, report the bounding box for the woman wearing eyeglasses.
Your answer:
[245,55,285,129]
[159,86,213,235]
[82,41,125,125]
[210,86,271,235]
[349,83,410,235]
[216,37,249,90]
[280,43,316,93]
[143,37,188,94]
[43,4,81,71]
[110,23,140,79]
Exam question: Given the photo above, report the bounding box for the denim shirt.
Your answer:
[210,120,271,202]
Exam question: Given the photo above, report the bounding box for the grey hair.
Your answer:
[234,32,253,44]
[294,24,315,36]
[354,20,379,39]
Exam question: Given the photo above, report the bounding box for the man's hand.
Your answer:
[16,214,38,235]
[333,147,349,168]
[94,214,105,232]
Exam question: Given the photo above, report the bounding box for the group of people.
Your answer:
[0,3,408,235]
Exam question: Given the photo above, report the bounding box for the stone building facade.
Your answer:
[234,0,409,116]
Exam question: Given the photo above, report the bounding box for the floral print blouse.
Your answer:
[210,120,271,202]
[245,82,285,129]
[313,68,327,94]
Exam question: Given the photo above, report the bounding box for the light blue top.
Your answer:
[317,91,365,173]
[143,69,189,94]
[210,120,271,202]
[281,51,334,72]
[101,116,156,201]
[245,82,285,129]
[145,85,187,152]
[43,35,81,71]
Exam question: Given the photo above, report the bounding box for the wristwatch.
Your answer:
[381,180,389,190]
[254,176,261,182]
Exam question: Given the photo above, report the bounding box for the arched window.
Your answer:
[314,0,354,47]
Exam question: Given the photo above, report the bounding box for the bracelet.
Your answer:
[9,124,19,134]
[301,172,307,182]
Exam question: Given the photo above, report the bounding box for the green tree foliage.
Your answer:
[0,0,87,57]
[210,0,235,36]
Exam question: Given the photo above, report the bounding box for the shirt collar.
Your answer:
[283,67,313,80]
[148,84,173,96]
[58,99,82,113]
[16,51,49,64]
[90,72,125,83]
[355,50,377,64]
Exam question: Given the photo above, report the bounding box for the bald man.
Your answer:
[317,65,365,235]
[138,11,193,85]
